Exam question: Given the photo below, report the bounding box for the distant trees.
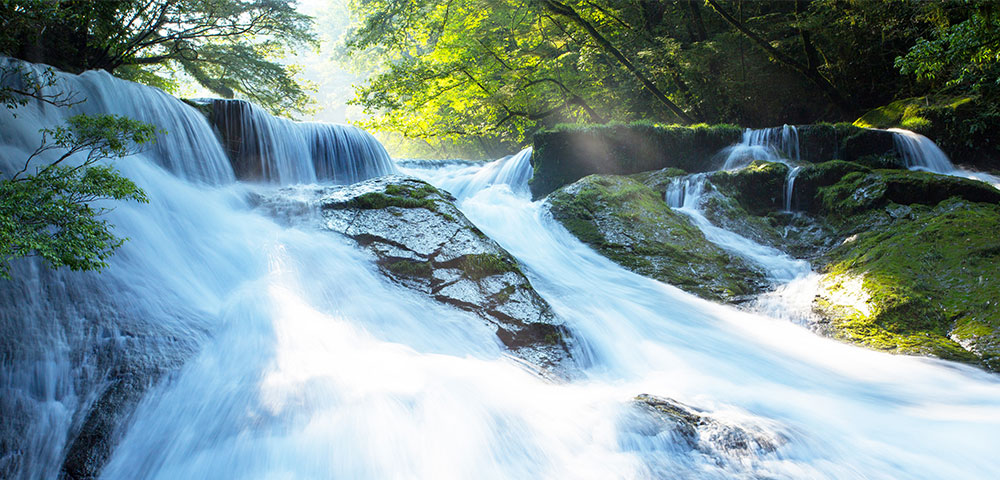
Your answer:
[342,0,990,157]
[0,0,316,115]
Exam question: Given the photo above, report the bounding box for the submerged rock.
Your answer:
[629,394,783,461]
[546,174,768,302]
[255,175,572,371]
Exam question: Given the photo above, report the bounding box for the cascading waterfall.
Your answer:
[719,125,804,211]
[889,128,956,173]
[208,98,396,184]
[784,166,802,211]
[664,175,808,283]
[399,147,533,199]
[721,124,799,170]
[889,127,1000,187]
[3,59,1000,479]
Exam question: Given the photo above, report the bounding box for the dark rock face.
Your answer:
[546,174,768,303]
[710,161,790,215]
[255,175,573,371]
[529,124,912,201]
[630,394,783,461]
[529,124,743,199]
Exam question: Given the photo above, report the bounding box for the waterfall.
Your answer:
[3,59,1000,480]
[208,99,396,184]
[0,58,234,184]
[888,128,955,173]
[721,125,799,170]
[664,174,808,283]
[888,128,1000,188]
[664,174,708,209]
[399,147,533,199]
[784,166,802,211]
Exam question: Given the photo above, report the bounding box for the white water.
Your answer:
[3,61,1000,479]
[721,125,799,171]
[209,99,396,184]
[665,175,809,283]
[889,128,1000,188]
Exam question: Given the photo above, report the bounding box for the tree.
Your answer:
[1,66,155,279]
[896,1,1000,98]
[1,0,317,116]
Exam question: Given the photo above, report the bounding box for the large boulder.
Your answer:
[546,175,768,302]
[254,175,573,371]
[814,198,1000,369]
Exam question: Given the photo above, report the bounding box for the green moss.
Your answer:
[820,198,1000,369]
[384,259,433,278]
[710,161,789,214]
[817,169,1000,216]
[346,191,437,211]
[547,175,766,302]
[495,284,516,303]
[333,182,446,212]
[853,95,971,130]
[853,95,1000,172]
[459,253,519,280]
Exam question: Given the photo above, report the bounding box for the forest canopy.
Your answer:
[341,0,1000,157]
[0,0,317,115]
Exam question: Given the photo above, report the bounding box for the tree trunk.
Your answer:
[704,0,852,114]
[537,0,696,124]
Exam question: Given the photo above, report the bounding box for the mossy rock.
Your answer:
[817,169,1000,216]
[854,95,1000,171]
[792,160,872,212]
[816,198,1000,370]
[709,161,789,215]
[629,167,687,192]
[546,174,767,302]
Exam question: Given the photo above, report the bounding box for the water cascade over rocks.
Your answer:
[889,127,1000,187]
[2,59,1000,479]
[206,98,396,183]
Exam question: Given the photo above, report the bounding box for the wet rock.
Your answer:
[546,174,768,303]
[817,169,1000,216]
[256,175,572,371]
[631,394,783,459]
[529,124,742,199]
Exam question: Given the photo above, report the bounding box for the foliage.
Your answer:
[340,0,967,153]
[1,113,155,279]
[896,2,1000,97]
[0,0,317,116]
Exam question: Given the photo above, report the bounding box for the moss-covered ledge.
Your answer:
[815,198,1000,370]
[529,122,914,201]
[545,174,767,302]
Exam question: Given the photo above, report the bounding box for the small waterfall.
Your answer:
[400,147,534,199]
[888,128,955,173]
[722,125,799,170]
[209,99,396,184]
[889,128,1000,188]
[664,174,708,209]
[666,174,808,282]
[784,166,802,211]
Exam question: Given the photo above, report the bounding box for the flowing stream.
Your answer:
[2,60,1000,479]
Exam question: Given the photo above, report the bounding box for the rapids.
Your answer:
[2,59,1000,479]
